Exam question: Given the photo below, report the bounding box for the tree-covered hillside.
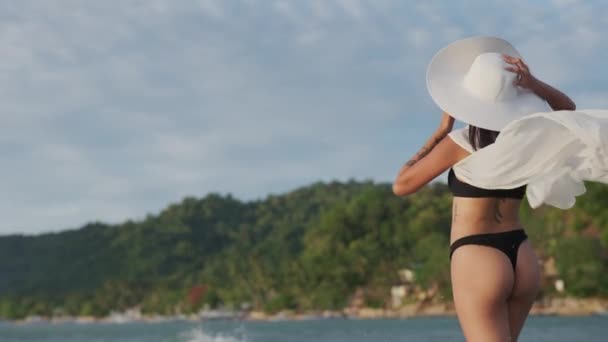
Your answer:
[1,180,607,319]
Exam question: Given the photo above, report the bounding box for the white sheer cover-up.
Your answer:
[447,110,608,209]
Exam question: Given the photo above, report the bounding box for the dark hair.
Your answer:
[468,125,500,151]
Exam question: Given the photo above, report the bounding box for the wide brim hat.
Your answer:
[426,36,550,131]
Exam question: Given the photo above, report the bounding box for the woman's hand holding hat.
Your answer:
[503,54,576,111]
[438,112,455,135]
[503,55,539,90]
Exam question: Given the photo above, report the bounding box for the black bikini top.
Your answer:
[448,168,526,199]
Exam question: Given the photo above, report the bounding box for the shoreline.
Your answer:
[7,297,608,325]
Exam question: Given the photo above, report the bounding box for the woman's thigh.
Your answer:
[508,240,541,340]
[451,245,515,342]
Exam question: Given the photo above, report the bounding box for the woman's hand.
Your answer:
[503,54,576,111]
[503,55,539,90]
[438,112,455,135]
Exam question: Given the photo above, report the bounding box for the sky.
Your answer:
[2,0,608,235]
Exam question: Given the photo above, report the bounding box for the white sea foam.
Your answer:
[180,327,247,342]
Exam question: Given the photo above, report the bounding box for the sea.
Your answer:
[1,316,607,342]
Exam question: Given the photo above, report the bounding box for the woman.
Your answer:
[392,37,576,342]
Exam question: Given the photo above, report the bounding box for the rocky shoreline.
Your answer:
[247,297,608,321]
[9,297,608,324]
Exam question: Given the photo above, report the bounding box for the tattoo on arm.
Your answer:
[403,136,443,169]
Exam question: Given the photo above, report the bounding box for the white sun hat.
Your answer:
[426,36,550,131]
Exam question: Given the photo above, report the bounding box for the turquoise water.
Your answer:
[1,316,607,341]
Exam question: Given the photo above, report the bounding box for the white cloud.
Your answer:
[335,0,365,21]
[1,0,608,234]
[198,0,224,18]
[551,0,584,7]
[311,0,333,20]
[406,27,432,49]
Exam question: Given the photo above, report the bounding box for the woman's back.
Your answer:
[447,132,540,341]
[447,156,525,243]
[450,196,522,243]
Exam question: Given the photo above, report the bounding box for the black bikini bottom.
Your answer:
[449,229,528,271]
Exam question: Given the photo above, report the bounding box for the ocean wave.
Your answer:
[180,327,247,342]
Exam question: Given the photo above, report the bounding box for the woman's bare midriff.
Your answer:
[450,196,523,244]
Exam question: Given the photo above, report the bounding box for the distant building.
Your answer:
[390,286,408,308]
[398,268,415,283]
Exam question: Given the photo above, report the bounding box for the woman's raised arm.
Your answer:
[392,113,463,196]
[503,55,576,111]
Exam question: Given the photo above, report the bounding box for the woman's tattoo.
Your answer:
[494,199,505,223]
[452,202,458,221]
[404,136,443,167]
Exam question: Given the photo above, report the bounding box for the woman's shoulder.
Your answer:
[447,127,475,154]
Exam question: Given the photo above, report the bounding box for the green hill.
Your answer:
[1,180,607,319]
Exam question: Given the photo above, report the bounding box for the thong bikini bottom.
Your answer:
[449,229,528,271]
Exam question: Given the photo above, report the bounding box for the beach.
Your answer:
[10,297,608,326]
[3,315,608,342]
